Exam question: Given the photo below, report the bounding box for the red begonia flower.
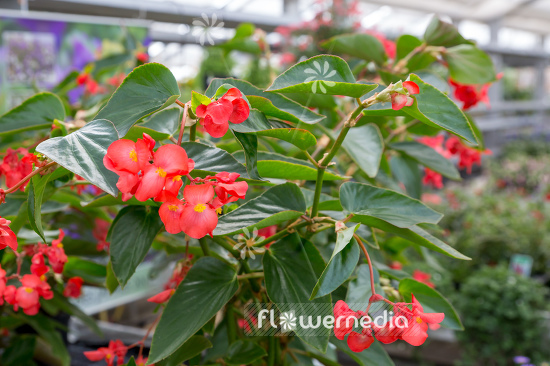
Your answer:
[179,184,218,239]
[45,229,68,273]
[0,148,34,191]
[403,81,420,95]
[196,88,250,138]
[158,192,185,234]
[422,168,443,189]
[147,289,175,304]
[333,300,359,340]
[412,270,435,288]
[0,217,18,251]
[64,277,84,298]
[30,253,49,277]
[397,295,444,346]
[391,93,409,110]
[76,73,90,85]
[347,328,375,352]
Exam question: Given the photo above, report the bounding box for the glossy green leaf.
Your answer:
[83,193,152,208]
[346,264,384,304]
[395,35,436,72]
[1,335,36,366]
[205,78,325,124]
[63,257,106,283]
[95,63,180,137]
[124,107,180,141]
[36,119,120,196]
[214,182,306,235]
[331,337,394,366]
[467,113,485,150]
[424,16,473,47]
[263,233,332,352]
[22,314,70,366]
[399,278,464,330]
[310,224,360,300]
[191,90,211,113]
[443,45,496,85]
[181,141,248,177]
[109,206,164,287]
[342,123,384,178]
[390,155,422,199]
[340,182,442,228]
[320,33,387,65]
[157,335,213,366]
[225,340,267,365]
[233,131,261,180]
[267,55,378,97]
[0,92,65,136]
[255,128,317,150]
[27,172,54,242]
[230,109,272,133]
[390,141,461,180]
[148,257,238,364]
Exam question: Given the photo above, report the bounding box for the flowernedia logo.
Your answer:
[304,60,337,94]
[192,13,225,46]
[243,303,409,337]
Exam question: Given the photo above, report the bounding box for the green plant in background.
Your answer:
[455,266,549,366]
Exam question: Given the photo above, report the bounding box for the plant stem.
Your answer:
[253,221,308,248]
[384,120,419,144]
[354,234,376,296]
[189,123,197,142]
[237,272,264,280]
[3,162,57,194]
[176,102,189,145]
[304,151,318,167]
[175,99,186,108]
[226,304,238,343]
[199,237,211,256]
[268,337,276,366]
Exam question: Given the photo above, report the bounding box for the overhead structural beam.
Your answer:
[27,0,299,31]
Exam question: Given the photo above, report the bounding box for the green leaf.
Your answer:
[225,340,267,365]
[346,264,384,304]
[424,16,473,47]
[0,92,65,136]
[233,131,261,180]
[342,124,384,178]
[263,233,332,352]
[48,290,102,336]
[214,183,306,235]
[1,335,36,366]
[95,63,180,137]
[36,119,120,196]
[352,217,469,259]
[124,107,180,141]
[148,257,238,364]
[22,314,70,366]
[255,128,317,150]
[320,33,387,65]
[27,173,53,242]
[124,357,137,366]
[205,78,325,124]
[340,182,442,228]
[181,141,248,177]
[443,45,496,84]
[390,141,461,180]
[399,278,464,330]
[191,90,211,113]
[105,261,119,294]
[230,109,272,134]
[157,335,213,366]
[63,257,106,283]
[331,338,394,366]
[83,193,152,208]
[109,206,164,287]
[389,155,422,199]
[466,113,485,150]
[395,35,436,72]
[310,224,360,300]
[267,55,378,97]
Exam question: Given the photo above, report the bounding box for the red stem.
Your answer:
[176,102,190,146]
[3,162,57,194]
[354,234,376,297]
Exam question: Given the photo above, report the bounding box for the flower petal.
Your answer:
[180,205,218,239]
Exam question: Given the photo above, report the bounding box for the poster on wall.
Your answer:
[0,14,150,113]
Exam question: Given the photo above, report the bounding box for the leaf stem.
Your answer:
[199,237,211,256]
[176,102,189,145]
[253,221,308,248]
[189,123,197,142]
[237,272,264,280]
[354,234,376,297]
[175,99,186,108]
[3,162,57,195]
[226,304,238,343]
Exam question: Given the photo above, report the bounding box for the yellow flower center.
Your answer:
[416,317,423,324]
[172,175,182,182]
[25,287,34,293]
[156,167,167,178]
[40,275,46,281]
[129,149,138,162]
[168,205,179,212]
[216,207,222,214]
[194,204,207,213]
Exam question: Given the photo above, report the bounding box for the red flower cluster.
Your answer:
[29,229,68,275]
[63,276,84,298]
[0,148,39,191]
[449,73,502,110]
[76,73,105,95]
[3,272,53,316]
[108,73,126,88]
[136,52,149,63]
[334,296,444,352]
[391,81,419,110]
[412,270,435,288]
[93,218,111,252]
[159,172,248,239]
[84,339,128,366]
[367,31,396,60]
[0,216,18,251]
[104,133,193,202]
[148,259,192,304]
[196,88,250,138]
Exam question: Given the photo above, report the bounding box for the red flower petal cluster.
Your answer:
[412,270,435,288]
[63,276,84,298]
[449,73,502,110]
[0,216,18,251]
[84,339,128,366]
[93,218,111,252]
[27,229,68,275]
[4,274,53,316]
[158,172,248,239]
[196,88,250,138]
[136,52,149,63]
[334,296,444,352]
[148,259,192,304]
[104,133,193,202]
[76,73,106,95]
[445,136,491,174]
[0,148,38,191]
[367,31,396,59]
[391,81,419,110]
